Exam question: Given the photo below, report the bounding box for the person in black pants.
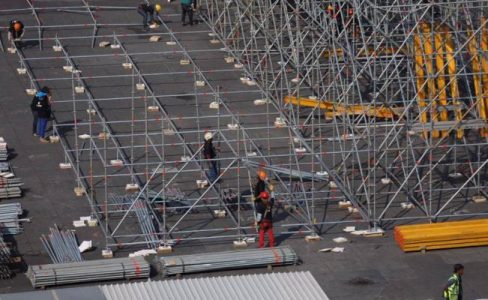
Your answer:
[180,0,196,26]
[33,87,52,143]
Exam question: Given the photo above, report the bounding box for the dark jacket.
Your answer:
[256,198,274,223]
[254,177,266,198]
[138,4,154,13]
[203,140,216,159]
[33,94,51,119]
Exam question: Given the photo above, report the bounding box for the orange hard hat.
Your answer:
[259,191,269,200]
[258,170,267,180]
[14,22,22,32]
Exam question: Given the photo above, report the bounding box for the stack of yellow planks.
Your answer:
[394,219,488,252]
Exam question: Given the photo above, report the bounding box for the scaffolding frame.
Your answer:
[3,0,487,251]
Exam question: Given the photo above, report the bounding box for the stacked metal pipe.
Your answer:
[0,138,8,161]
[0,177,23,199]
[40,225,83,263]
[0,203,24,235]
[0,162,22,199]
[110,194,159,249]
[0,163,9,172]
[160,245,298,276]
[27,256,150,288]
[0,234,13,279]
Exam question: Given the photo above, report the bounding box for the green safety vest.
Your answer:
[443,274,460,300]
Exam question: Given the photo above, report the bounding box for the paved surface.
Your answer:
[0,1,487,299]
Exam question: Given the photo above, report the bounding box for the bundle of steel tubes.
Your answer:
[0,162,22,199]
[40,225,83,263]
[160,245,298,276]
[0,138,8,161]
[0,203,24,235]
[110,194,159,249]
[27,256,150,288]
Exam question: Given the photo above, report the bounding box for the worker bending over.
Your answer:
[8,20,25,48]
[255,191,275,248]
[137,2,162,30]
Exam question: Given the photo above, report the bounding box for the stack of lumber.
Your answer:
[394,219,488,252]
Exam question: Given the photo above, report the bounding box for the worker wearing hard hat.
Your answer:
[253,170,274,201]
[137,2,162,30]
[203,132,218,182]
[255,191,275,248]
[8,20,25,47]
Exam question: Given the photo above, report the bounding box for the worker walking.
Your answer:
[8,20,25,48]
[137,2,162,30]
[255,191,275,248]
[33,87,52,143]
[203,132,218,182]
[443,264,464,300]
[180,0,196,26]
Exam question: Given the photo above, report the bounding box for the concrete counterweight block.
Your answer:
[74,186,86,197]
[149,35,161,42]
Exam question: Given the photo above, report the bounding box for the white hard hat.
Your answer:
[204,132,213,141]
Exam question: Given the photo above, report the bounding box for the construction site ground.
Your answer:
[0,1,488,299]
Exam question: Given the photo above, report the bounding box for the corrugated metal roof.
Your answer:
[100,271,329,300]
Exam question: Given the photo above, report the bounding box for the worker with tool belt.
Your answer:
[137,3,162,30]
[255,191,275,248]
[443,264,464,300]
[8,20,25,47]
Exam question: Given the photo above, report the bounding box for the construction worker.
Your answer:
[253,170,268,201]
[137,2,162,30]
[30,86,50,136]
[33,87,52,143]
[8,20,25,47]
[203,132,218,182]
[180,0,197,26]
[443,264,464,300]
[255,191,275,248]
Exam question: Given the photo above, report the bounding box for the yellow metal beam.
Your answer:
[434,26,449,138]
[414,30,429,139]
[443,26,464,139]
[468,28,488,137]
[422,23,440,138]
[283,96,398,119]
[479,18,488,137]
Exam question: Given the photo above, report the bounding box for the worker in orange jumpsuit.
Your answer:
[256,191,275,248]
